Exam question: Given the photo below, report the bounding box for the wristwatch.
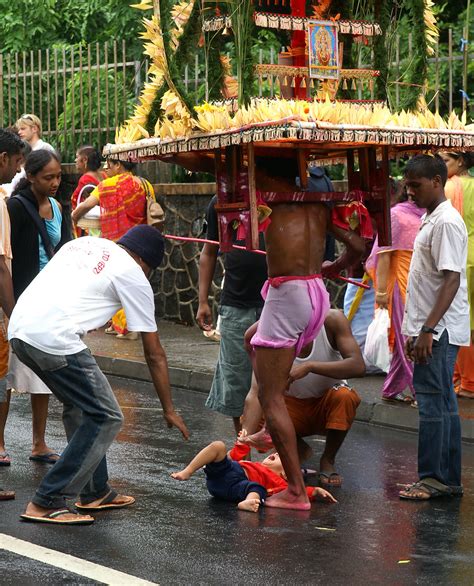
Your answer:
[420,325,438,335]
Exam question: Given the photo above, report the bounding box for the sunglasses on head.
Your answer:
[20,114,34,121]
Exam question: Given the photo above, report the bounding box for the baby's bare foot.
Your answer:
[171,470,191,481]
[238,498,260,513]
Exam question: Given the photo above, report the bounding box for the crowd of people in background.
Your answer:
[0,112,473,517]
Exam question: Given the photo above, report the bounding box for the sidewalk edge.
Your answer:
[95,354,474,443]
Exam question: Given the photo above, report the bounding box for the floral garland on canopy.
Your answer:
[113,0,472,149]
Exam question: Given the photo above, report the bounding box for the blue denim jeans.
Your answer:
[10,338,124,509]
[413,330,461,487]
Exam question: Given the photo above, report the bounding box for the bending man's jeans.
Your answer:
[10,338,124,509]
[413,330,461,487]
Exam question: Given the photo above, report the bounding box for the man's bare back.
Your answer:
[265,203,328,277]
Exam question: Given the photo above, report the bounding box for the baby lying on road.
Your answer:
[171,440,336,512]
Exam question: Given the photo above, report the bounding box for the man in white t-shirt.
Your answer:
[399,154,470,501]
[16,114,56,153]
[8,225,189,525]
[2,115,56,197]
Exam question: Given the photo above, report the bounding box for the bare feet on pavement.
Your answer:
[264,488,311,510]
[171,470,191,481]
[238,498,261,512]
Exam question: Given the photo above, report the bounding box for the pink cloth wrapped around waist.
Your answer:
[251,275,330,355]
[267,273,322,288]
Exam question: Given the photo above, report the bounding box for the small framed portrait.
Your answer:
[308,20,339,80]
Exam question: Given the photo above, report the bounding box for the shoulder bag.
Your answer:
[138,177,165,229]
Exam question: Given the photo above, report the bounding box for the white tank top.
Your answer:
[285,326,343,399]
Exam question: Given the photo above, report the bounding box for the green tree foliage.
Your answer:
[56,67,136,157]
[428,1,474,114]
[0,0,143,56]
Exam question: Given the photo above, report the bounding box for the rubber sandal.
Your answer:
[20,508,94,525]
[116,332,138,340]
[457,389,474,399]
[0,452,11,466]
[0,489,15,501]
[29,452,60,464]
[382,394,413,404]
[319,471,343,487]
[75,490,135,511]
[301,467,317,481]
[203,329,221,342]
[399,478,452,500]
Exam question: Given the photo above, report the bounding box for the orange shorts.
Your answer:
[285,385,361,437]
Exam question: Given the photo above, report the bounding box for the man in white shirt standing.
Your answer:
[8,225,189,525]
[399,154,470,501]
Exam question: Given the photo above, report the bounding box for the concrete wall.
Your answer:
[152,182,222,326]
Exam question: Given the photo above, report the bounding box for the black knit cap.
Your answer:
[117,225,165,269]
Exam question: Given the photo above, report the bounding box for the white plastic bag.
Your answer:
[364,308,390,373]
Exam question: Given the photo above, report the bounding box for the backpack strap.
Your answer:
[15,195,55,260]
[138,176,153,200]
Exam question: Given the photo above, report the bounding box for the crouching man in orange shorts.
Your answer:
[241,309,365,487]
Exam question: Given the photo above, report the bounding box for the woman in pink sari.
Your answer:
[366,192,424,402]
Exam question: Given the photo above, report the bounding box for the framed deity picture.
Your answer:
[308,20,339,80]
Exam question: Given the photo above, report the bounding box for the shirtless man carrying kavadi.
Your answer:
[248,197,367,510]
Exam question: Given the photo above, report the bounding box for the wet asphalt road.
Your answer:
[2,376,474,585]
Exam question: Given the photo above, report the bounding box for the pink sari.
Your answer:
[366,201,424,398]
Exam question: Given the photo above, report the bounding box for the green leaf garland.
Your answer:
[373,0,391,102]
[398,0,427,110]
[146,0,202,134]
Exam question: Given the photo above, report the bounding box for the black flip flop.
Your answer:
[29,452,60,464]
[75,490,135,511]
[319,472,343,487]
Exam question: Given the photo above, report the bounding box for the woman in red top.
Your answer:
[71,146,104,236]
